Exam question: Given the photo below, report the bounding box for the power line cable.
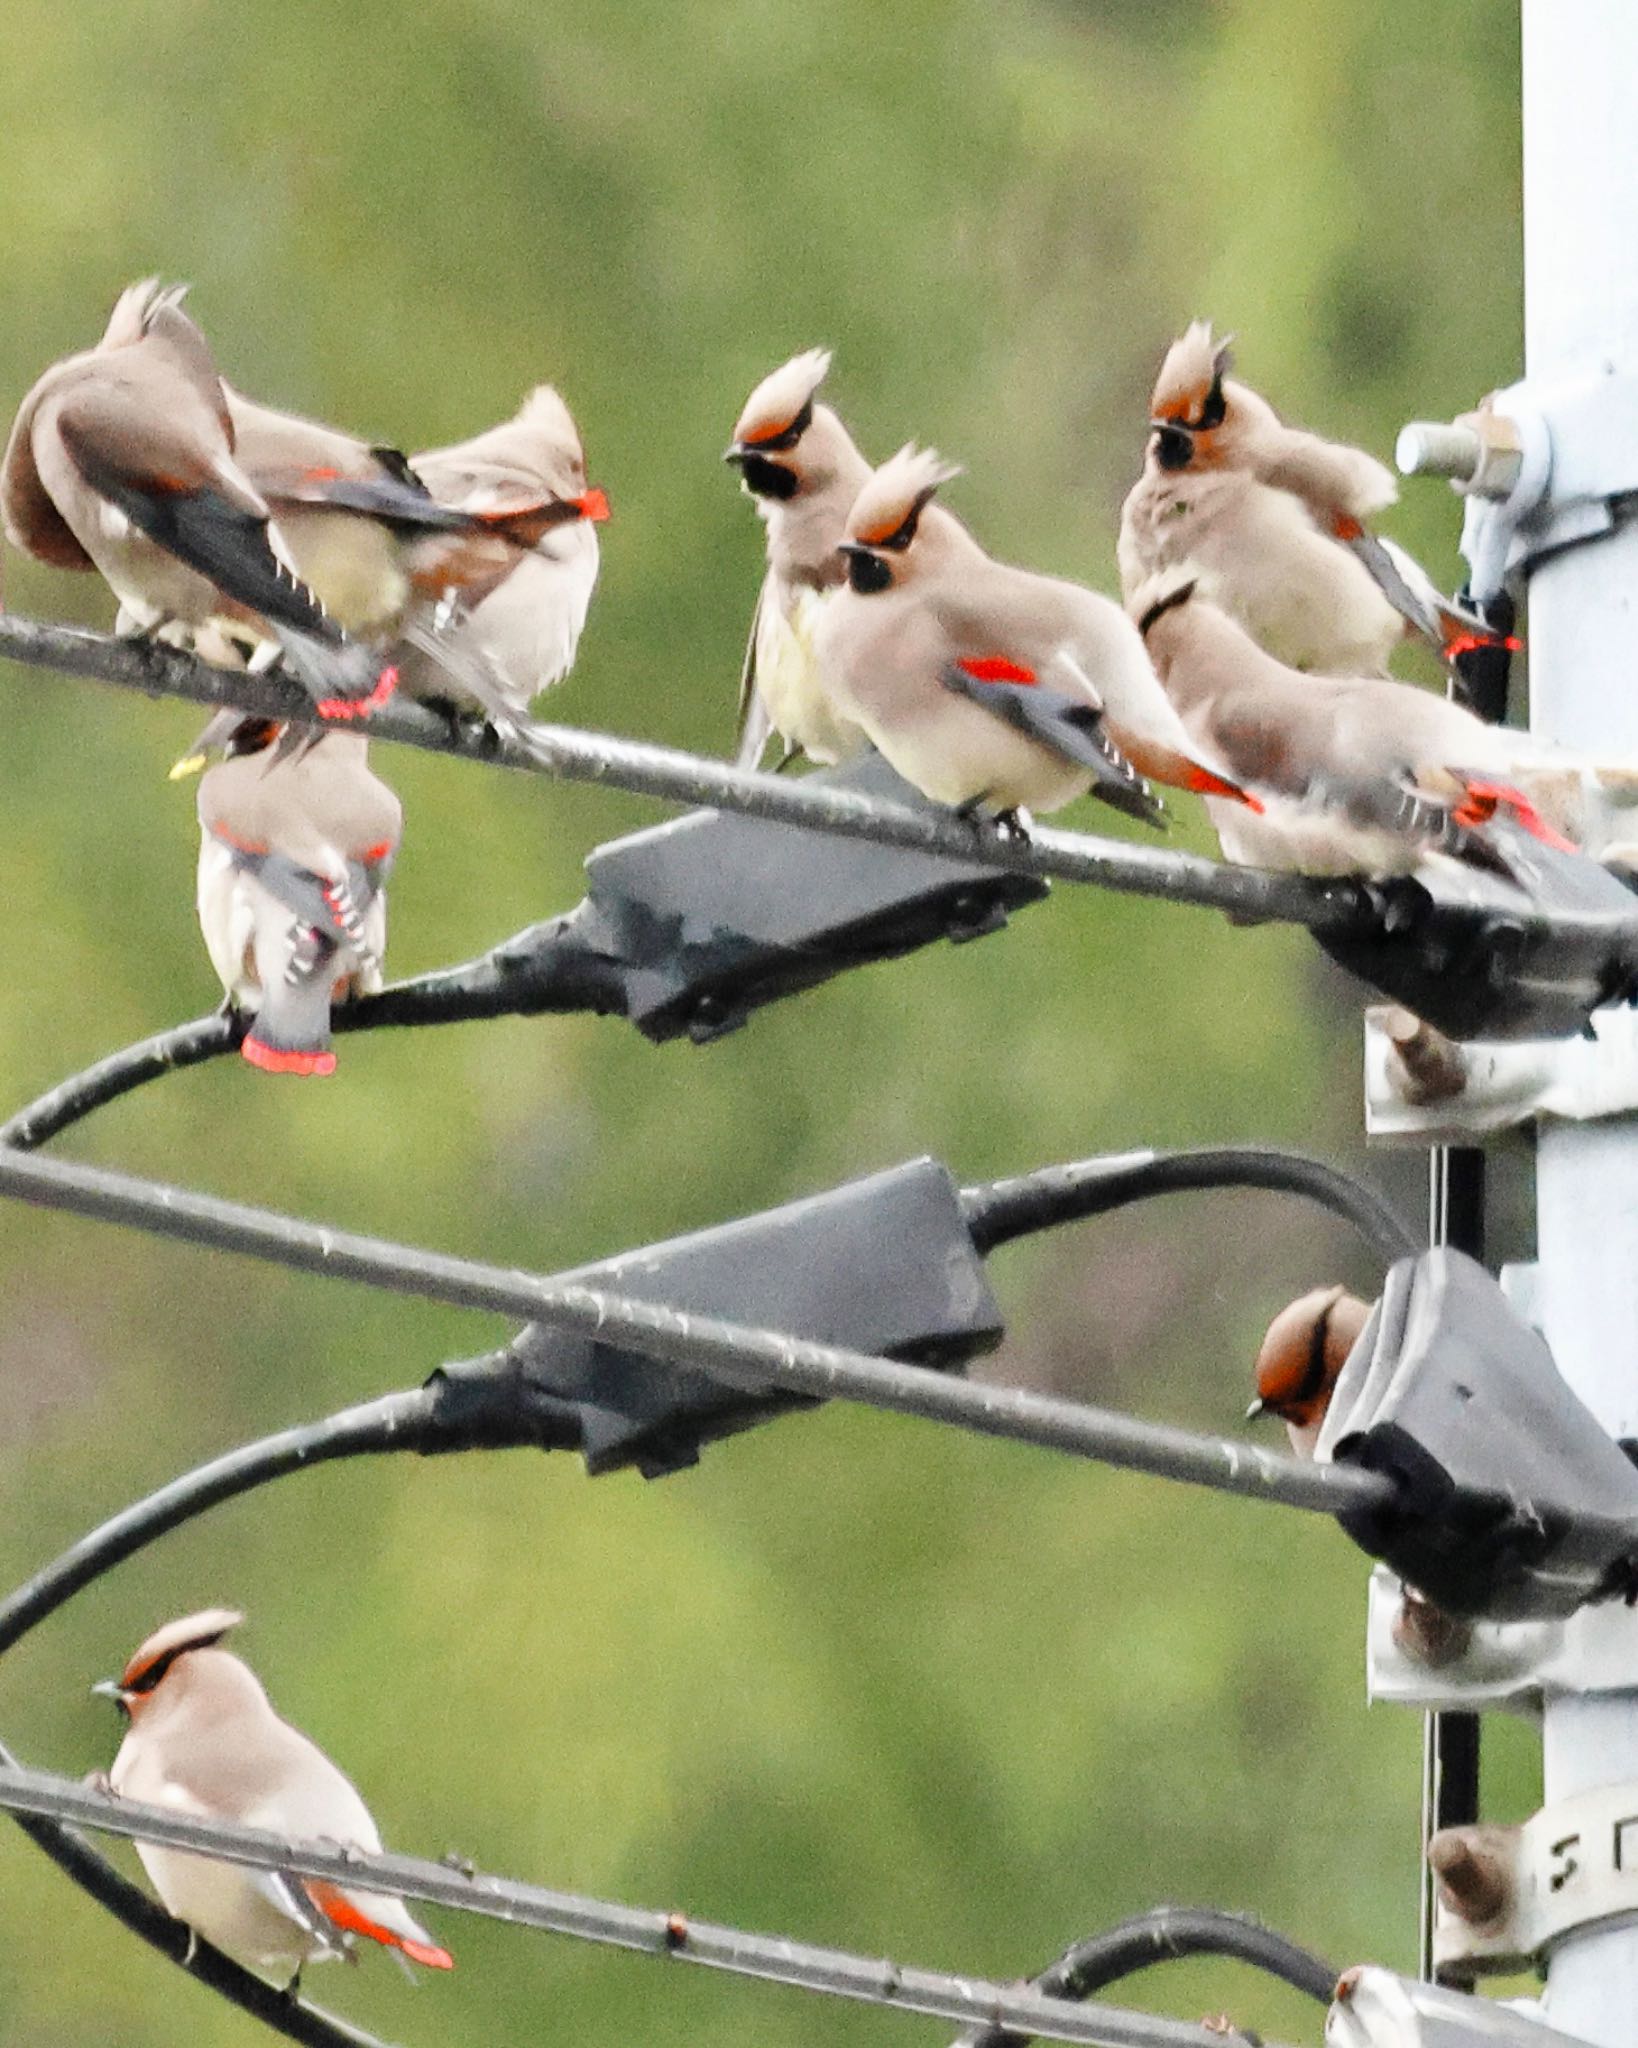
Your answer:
[0,615,1373,931]
[950,1905,1340,2048]
[962,1148,1418,1265]
[0,1763,1290,2048]
[0,1144,1394,1519]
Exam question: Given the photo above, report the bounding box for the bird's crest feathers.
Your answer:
[101,279,193,351]
[733,347,834,447]
[846,444,961,547]
[120,1608,245,1693]
[511,384,583,459]
[1150,320,1234,429]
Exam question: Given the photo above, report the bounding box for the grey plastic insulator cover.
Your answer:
[1318,1249,1638,1618]
[1317,821,1638,1042]
[572,749,1049,1042]
[475,1157,1004,1477]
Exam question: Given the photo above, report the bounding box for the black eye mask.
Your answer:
[737,454,800,501]
[844,549,894,595]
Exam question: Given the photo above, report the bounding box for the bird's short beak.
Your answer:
[90,1678,125,1703]
[574,486,611,523]
[1244,1396,1267,1423]
[722,442,752,467]
[837,540,873,560]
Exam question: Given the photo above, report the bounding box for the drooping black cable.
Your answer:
[0,913,632,1154]
[950,1906,1340,2048]
[0,1014,238,1151]
[962,1148,1419,1267]
[0,1734,392,2048]
[0,1389,439,1659]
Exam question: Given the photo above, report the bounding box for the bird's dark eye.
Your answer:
[1153,422,1195,472]
[738,455,800,500]
[845,549,893,595]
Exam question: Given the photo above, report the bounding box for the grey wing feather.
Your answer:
[734,574,774,771]
[1340,529,1485,648]
[940,668,1163,825]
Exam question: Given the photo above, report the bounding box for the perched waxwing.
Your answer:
[96,1610,452,1982]
[1117,323,1513,680]
[196,725,402,1076]
[1,283,389,714]
[1247,1285,1371,1457]
[724,348,872,768]
[1132,571,1611,876]
[170,385,604,771]
[813,445,1257,828]
[394,385,610,726]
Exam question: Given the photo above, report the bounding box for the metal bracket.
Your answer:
[1364,1004,1638,1142]
[1430,1784,1638,1977]
[1399,369,1638,600]
[1366,1565,1638,1715]
[1328,1965,1573,2044]
[1326,1966,1572,2048]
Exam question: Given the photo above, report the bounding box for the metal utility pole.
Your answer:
[1525,5,1638,2040]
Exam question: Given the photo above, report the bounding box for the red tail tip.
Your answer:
[241,1037,337,1078]
[305,1881,453,1968]
[316,666,398,722]
[955,655,1037,685]
[575,486,611,523]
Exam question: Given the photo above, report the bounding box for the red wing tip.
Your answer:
[316,667,398,722]
[1444,630,1524,662]
[400,1938,455,1970]
[955,655,1037,685]
[1185,765,1263,811]
[241,1037,337,1078]
[1454,779,1579,854]
[576,486,611,523]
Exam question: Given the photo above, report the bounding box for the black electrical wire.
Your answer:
[0,1764,1285,2048]
[962,1148,1418,1267]
[950,1907,1340,2048]
[0,1735,390,2048]
[0,1144,1395,1519]
[0,613,1370,930]
[0,1389,440,1659]
[0,1013,237,1152]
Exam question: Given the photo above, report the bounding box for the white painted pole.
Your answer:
[1524,6,1638,2041]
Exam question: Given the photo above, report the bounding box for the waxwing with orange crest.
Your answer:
[1130,568,1619,876]
[1118,322,1513,681]
[1246,1286,1372,1458]
[94,1610,452,1983]
[396,384,610,726]
[813,443,1258,829]
[2,282,393,717]
[725,347,873,768]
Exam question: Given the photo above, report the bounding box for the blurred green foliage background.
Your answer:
[0,3,1534,2042]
